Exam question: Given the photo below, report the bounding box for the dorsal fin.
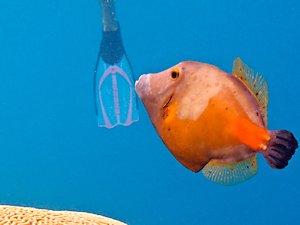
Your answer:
[202,154,258,185]
[232,57,268,125]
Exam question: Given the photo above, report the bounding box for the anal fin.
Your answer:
[202,154,258,185]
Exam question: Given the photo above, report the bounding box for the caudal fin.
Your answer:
[261,130,298,169]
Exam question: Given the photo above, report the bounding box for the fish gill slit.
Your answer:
[162,95,173,109]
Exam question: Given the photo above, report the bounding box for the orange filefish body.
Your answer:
[135,58,298,185]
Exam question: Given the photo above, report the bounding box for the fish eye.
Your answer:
[171,68,180,80]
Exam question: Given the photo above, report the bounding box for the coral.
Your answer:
[0,205,126,225]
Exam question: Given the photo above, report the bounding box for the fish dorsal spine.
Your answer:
[232,57,269,126]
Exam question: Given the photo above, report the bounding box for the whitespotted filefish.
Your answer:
[135,57,298,185]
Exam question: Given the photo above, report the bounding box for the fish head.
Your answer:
[135,61,204,121]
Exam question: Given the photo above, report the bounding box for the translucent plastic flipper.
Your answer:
[94,55,139,128]
[95,0,139,128]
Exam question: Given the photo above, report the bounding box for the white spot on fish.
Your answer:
[177,68,224,120]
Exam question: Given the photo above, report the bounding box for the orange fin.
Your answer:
[202,154,258,185]
[232,57,268,126]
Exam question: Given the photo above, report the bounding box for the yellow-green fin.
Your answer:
[232,57,268,125]
[202,154,258,185]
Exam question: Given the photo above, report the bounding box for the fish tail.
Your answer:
[260,130,298,169]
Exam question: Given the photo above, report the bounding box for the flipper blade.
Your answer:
[95,58,139,128]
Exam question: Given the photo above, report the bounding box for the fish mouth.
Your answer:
[162,94,173,108]
[135,74,151,98]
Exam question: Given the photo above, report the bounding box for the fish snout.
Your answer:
[135,74,151,99]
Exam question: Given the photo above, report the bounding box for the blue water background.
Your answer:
[0,1,299,224]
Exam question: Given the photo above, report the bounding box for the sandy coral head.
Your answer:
[0,205,126,225]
